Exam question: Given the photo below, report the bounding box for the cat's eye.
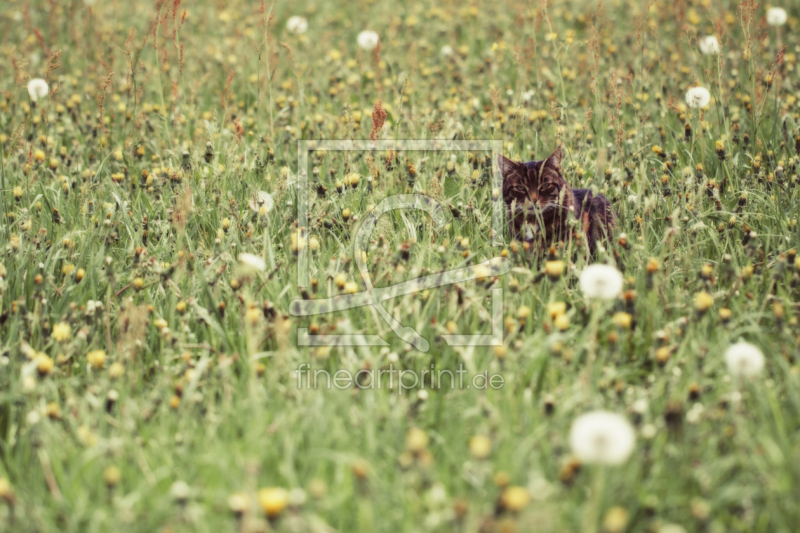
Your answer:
[539,183,559,196]
[510,186,528,198]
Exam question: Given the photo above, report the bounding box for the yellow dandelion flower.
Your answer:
[406,427,429,453]
[694,291,713,312]
[545,260,565,280]
[554,314,570,331]
[469,435,492,459]
[87,349,106,369]
[103,466,122,487]
[257,487,289,518]
[500,486,530,512]
[246,307,262,326]
[603,507,629,533]
[108,362,125,378]
[612,312,632,329]
[36,354,55,376]
[51,322,71,342]
[547,301,567,319]
[344,281,359,294]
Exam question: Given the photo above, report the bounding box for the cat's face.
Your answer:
[498,147,575,241]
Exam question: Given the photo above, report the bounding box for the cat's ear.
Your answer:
[543,147,563,172]
[497,155,526,181]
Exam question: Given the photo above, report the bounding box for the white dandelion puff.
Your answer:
[579,264,624,300]
[569,411,636,465]
[286,16,308,34]
[238,253,266,272]
[686,403,704,424]
[170,481,191,502]
[27,78,49,102]
[357,30,380,51]
[289,488,307,506]
[248,191,274,213]
[641,424,658,439]
[440,45,453,57]
[685,86,711,108]
[659,525,688,533]
[724,341,765,377]
[766,7,787,26]
[85,300,103,317]
[632,398,648,414]
[698,36,720,55]
[27,410,41,426]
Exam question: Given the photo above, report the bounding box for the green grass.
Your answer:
[0,0,800,531]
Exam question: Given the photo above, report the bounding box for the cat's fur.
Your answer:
[498,147,615,255]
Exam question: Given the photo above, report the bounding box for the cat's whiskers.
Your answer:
[510,202,568,218]
[539,202,571,215]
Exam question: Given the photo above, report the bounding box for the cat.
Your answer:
[497,147,615,256]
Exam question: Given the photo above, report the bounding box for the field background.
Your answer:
[1,0,800,531]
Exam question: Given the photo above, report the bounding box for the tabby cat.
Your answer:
[498,147,615,255]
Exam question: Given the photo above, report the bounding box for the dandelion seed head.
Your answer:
[357,30,380,51]
[238,253,266,272]
[27,78,49,102]
[170,480,191,502]
[248,191,273,212]
[724,341,765,377]
[286,16,308,34]
[579,264,624,300]
[641,424,658,439]
[27,410,41,426]
[569,411,636,465]
[659,525,688,533]
[685,86,711,108]
[766,7,787,26]
[698,36,720,55]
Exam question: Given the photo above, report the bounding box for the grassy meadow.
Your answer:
[1,0,800,531]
